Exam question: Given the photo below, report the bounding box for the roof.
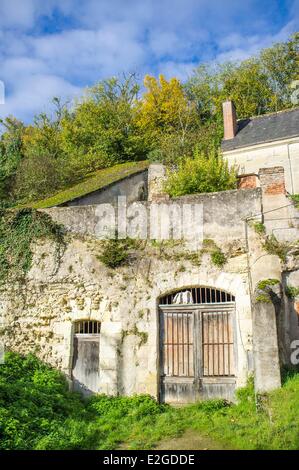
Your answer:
[221,107,299,152]
[21,160,149,209]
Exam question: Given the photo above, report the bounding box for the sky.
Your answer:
[0,0,298,122]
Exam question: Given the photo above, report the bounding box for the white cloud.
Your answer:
[0,74,81,121]
[0,0,298,122]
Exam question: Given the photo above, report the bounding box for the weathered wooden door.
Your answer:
[72,321,101,396]
[159,293,236,403]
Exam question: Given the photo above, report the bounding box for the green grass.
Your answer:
[1,352,299,450]
[19,161,149,209]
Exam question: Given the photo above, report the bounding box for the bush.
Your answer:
[164,149,237,197]
[263,234,289,262]
[211,249,226,267]
[97,237,138,269]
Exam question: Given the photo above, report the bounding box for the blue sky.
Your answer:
[0,0,298,122]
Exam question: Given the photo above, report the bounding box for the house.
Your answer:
[2,105,299,405]
[221,101,299,194]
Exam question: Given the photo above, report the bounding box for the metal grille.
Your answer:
[202,310,234,377]
[159,287,235,305]
[161,311,194,377]
[74,321,101,335]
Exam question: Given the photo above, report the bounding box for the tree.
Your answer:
[0,117,25,204]
[60,75,148,177]
[14,98,69,202]
[260,33,299,109]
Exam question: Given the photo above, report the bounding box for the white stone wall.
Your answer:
[223,137,299,194]
[1,235,253,398]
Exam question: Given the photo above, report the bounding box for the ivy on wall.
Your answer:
[0,209,65,283]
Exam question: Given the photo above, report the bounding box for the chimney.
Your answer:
[222,100,237,140]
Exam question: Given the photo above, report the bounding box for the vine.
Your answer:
[0,208,65,283]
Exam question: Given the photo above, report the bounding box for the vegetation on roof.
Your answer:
[22,161,149,209]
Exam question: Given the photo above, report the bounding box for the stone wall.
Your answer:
[2,164,298,400]
[43,188,262,249]
[0,235,254,397]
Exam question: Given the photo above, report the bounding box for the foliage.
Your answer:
[60,75,148,178]
[290,194,299,209]
[21,161,149,209]
[0,117,25,202]
[211,249,227,268]
[0,209,65,283]
[257,278,280,290]
[263,234,289,262]
[97,237,139,269]
[0,34,297,206]
[185,33,299,122]
[2,352,299,450]
[285,285,299,298]
[255,279,280,303]
[164,148,237,197]
[252,221,266,235]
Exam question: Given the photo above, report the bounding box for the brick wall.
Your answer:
[258,167,286,195]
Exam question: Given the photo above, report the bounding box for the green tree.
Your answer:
[0,117,25,204]
[260,33,299,109]
[14,98,69,202]
[61,74,148,177]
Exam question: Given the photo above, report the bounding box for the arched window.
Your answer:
[159,287,235,306]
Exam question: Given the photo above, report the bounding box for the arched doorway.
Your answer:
[72,320,101,395]
[159,287,236,403]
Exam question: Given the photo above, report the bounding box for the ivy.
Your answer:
[0,208,65,283]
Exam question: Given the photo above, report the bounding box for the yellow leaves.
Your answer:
[136,74,192,133]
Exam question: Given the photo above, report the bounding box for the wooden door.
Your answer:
[159,305,235,403]
[72,334,100,395]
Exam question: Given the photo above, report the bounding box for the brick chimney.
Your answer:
[222,100,238,140]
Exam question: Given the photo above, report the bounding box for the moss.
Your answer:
[257,278,280,290]
[121,325,148,348]
[256,294,272,303]
[19,161,149,209]
[256,278,280,303]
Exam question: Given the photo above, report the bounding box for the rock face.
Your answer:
[1,164,298,402]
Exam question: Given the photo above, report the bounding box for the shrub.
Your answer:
[211,249,226,267]
[252,221,266,235]
[97,237,139,269]
[285,285,299,298]
[290,194,299,209]
[164,148,237,197]
[263,234,289,262]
